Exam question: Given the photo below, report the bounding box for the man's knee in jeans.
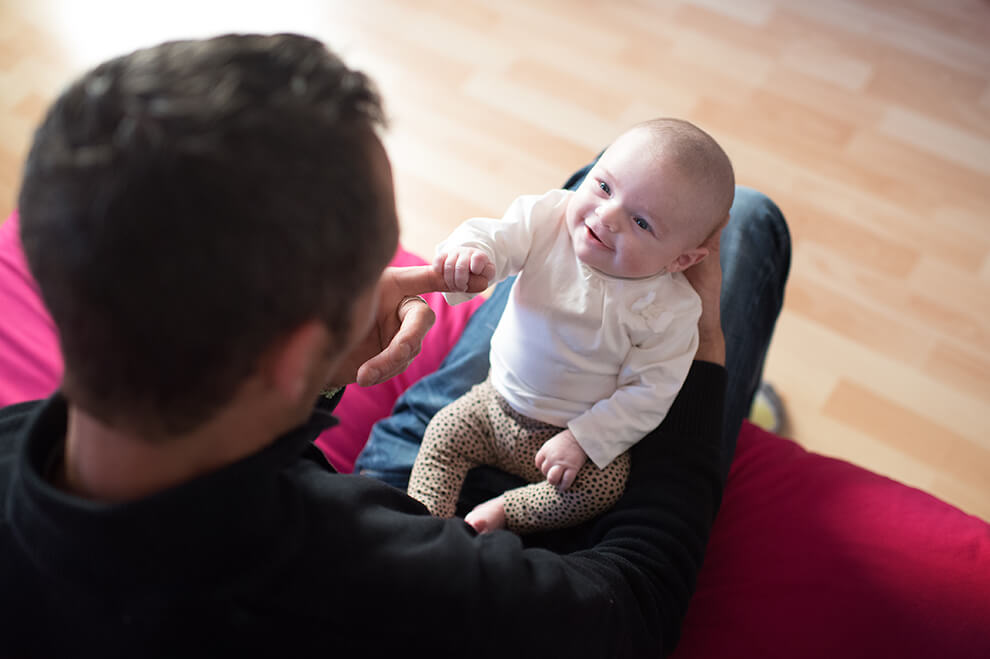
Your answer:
[730,186,791,260]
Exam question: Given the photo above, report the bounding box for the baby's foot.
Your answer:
[465,496,506,534]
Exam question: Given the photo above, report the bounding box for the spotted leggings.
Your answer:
[407,378,631,534]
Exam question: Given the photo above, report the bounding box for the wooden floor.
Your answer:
[1,0,987,520]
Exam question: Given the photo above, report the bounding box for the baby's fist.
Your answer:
[535,429,588,491]
[433,247,494,292]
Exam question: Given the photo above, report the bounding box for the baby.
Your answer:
[408,118,735,533]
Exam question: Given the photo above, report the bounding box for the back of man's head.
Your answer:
[18,33,397,435]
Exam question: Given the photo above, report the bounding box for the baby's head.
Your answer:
[566,118,734,279]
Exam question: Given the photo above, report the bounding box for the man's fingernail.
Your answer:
[365,368,379,383]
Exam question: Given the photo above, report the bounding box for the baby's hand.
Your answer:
[433,247,494,292]
[535,429,588,491]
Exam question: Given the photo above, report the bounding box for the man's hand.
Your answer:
[535,429,588,490]
[433,247,495,292]
[331,265,488,388]
[683,214,728,366]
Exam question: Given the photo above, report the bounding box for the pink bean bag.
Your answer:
[2,211,987,658]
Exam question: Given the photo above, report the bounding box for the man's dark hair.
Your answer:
[18,33,396,435]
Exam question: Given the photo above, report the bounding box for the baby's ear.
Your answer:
[668,246,709,273]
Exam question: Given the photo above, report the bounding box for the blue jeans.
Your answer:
[356,163,791,503]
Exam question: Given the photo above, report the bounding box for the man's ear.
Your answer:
[668,246,710,273]
[262,320,331,405]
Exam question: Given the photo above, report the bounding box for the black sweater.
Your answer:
[0,362,725,658]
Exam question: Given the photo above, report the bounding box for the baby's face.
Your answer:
[565,128,702,279]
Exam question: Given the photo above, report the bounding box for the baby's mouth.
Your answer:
[586,223,610,249]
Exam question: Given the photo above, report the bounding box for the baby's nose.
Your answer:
[596,204,619,231]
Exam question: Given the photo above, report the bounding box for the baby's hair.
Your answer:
[631,118,735,245]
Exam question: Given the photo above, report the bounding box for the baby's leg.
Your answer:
[407,379,501,518]
[463,395,562,533]
[503,452,631,534]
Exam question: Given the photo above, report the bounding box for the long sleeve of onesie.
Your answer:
[567,279,700,469]
[439,192,567,306]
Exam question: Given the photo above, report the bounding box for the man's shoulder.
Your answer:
[0,399,40,475]
[0,399,42,433]
[0,401,40,619]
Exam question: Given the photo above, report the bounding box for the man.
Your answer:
[0,33,789,657]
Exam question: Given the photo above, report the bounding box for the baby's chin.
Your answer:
[577,254,668,280]
[574,254,622,279]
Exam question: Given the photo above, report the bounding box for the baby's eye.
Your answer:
[634,217,650,231]
[598,180,611,195]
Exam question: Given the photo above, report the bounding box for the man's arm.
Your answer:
[325,356,723,659]
[684,216,728,366]
[578,359,725,655]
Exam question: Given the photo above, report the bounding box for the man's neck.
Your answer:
[58,401,284,502]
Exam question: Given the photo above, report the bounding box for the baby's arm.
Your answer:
[436,191,567,304]
[569,295,702,470]
[535,429,587,490]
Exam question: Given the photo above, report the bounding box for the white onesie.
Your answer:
[442,189,701,469]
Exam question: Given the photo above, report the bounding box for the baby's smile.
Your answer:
[584,221,612,249]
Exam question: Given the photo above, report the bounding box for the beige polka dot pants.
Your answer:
[408,378,631,534]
